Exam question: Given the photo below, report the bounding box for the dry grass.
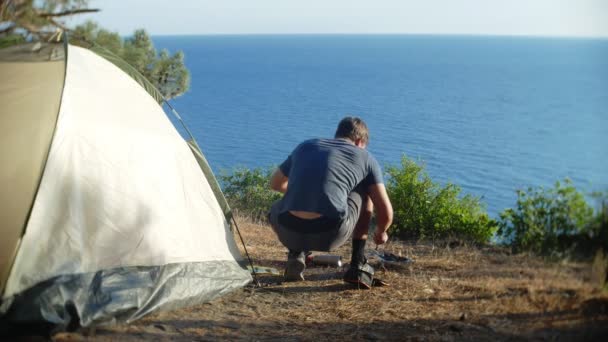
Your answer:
[55,218,608,341]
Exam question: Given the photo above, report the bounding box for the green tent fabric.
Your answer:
[0,43,66,294]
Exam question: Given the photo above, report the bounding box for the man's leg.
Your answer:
[343,188,376,288]
[350,195,373,265]
[269,200,307,281]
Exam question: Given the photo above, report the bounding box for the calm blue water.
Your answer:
[154,35,608,217]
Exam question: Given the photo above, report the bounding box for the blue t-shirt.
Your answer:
[279,138,384,219]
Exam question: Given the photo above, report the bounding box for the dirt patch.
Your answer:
[53,218,608,341]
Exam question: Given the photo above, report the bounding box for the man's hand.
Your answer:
[374,230,389,245]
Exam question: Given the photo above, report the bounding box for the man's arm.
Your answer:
[269,168,288,194]
[367,183,393,245]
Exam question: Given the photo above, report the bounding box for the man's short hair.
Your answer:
[334,116,369,144]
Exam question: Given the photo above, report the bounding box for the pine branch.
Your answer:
[46,17,67,31]
[15,19,40,33]
[38,8,99,18]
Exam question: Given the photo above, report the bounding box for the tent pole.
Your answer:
[164,100,197,143]
[231,216,261,287]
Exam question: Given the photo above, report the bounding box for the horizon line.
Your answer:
[146,32,608,40]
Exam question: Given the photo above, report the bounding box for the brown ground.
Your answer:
[54,219,608,341]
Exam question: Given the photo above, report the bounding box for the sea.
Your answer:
[153,35,608,218]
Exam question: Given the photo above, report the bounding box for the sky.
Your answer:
[70,0,608,37]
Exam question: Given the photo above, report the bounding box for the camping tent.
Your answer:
[0,41,252,328]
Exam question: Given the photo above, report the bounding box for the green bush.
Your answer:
[219,167,281,221]
[0,34,25,49]
[385,156,496,243]
[497,179,602,255]
[589,192,608,250]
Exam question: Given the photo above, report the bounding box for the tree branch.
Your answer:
[15,20,41,33]
[47,17,67,31]
[38,8,99,18]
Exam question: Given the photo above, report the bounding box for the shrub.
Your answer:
[589,192,608,251]
[385,156,496,243]
[219,167,282,221]
[497,179,602,255]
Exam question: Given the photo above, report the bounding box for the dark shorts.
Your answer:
[269,187,365,252]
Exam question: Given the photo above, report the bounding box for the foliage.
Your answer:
[219,167,282,221]
[218,158,605,256]
[589,192,608,248]
[497,179,603,255]
[1,0,96,40]
[385,156,496,243]
[386,156,496,243]
[1,1,190,100]
[71,21,190,99]
[0,32,24,48]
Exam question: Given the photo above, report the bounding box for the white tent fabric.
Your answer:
[3,45,248,300]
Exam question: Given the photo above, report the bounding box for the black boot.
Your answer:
[343,239,374,289]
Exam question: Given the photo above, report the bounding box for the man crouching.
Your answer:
[268,116,393,288]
